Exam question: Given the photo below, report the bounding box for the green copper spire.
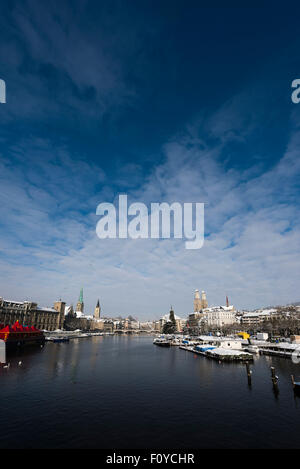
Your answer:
[79,287,83,304]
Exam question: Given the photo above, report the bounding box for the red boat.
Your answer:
[0,320,45,349]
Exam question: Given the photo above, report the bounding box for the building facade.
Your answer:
[0,297,65,331]
[152,320,161,332]
[188,311,203,330]
[241,309,278,326]
[202,305,237,328]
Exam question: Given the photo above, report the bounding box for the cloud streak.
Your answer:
[0,99,299,318]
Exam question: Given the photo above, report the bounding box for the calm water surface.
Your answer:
[1,335,300,448]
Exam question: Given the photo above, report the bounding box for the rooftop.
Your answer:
[36,307,57,313]
[202,305,235,312]
[199,335,243,343]
[161,313,183,321]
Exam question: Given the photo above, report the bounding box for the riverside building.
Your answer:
[0,297,65,331]
[241,309,278,326]
[202,304,237,328]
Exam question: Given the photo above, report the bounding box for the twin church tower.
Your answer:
[193,289,208,312]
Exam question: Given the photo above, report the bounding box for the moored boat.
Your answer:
[291,375,300,394]
[153,338,171,347]
[0,320,45,350]
[51,337,70,343]
[243,345,260,354]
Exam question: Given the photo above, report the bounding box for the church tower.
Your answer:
[201,290,208,309]
[76,287,84,314]
[194,289,202,312]
[54,300,66,330]
[94,299,101,319]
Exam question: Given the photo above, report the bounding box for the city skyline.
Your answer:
[0,286,298,323]
[0,3,300,318]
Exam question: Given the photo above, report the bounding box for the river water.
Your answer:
[0,335,300,448]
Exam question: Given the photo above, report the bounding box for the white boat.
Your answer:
[244,345,260,354]
[260,342,300,358]
[153,338,171,347]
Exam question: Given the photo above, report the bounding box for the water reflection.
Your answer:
[1,337,300,448]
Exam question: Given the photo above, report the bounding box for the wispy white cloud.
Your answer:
[0,98,299,318]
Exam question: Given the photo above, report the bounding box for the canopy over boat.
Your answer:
[0,321,43,341]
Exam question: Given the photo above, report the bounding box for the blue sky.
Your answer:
[0,1,300,318]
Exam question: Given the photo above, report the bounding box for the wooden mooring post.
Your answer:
[290,374,300,397]
[270,366,279,396]
[246,362,252,386]
[291,375,295,389]
[271,366,278,385]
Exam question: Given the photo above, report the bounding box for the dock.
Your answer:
[179,344,253,362]
[205,348,253,362]
[259,342,300,359]
[45,331,105,342]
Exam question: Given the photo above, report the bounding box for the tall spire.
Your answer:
[76,288,84,315]
[79,287,83,304]
[94,298,101,319]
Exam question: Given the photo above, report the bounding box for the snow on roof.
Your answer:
[36,307,57,312]
[64,305,74,315]
[161,313,183,321]
[203,305,234,312]
[4,300,25,304]
[199,335,243,343]
[243,311,272,317]
[242,308,278,316]
[259,308,277,313]
[3,299,57,312]
[208,348,251,356]
[250,339,270,346]
[264,342,300,350]
[76,314,93,319]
